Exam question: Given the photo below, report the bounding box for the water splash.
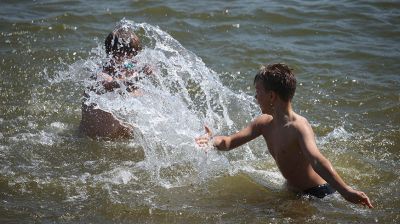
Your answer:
[52,19,259,188]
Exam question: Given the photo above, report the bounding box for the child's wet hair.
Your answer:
[105,25,142,56]
[254,63,296,102]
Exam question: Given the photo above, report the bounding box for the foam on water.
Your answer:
[93,167,138,185]
[239,165,285,191]
[9,131,57,146]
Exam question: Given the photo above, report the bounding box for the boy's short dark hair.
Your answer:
[105,25,142,56]
[254,63,296,102]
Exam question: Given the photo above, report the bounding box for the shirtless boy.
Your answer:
[196,63,373,208]
[80,24,150,140]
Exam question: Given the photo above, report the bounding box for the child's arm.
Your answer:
[95,72,119,91]
[196,115,270,151]
[97,72,134,92]
[297,120,373,208]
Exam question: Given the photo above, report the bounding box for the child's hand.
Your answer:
[142,64,153,75]
[342,188,373,208]
[97,72,115,90]
[195,126,214,152]
[97,72,113,82]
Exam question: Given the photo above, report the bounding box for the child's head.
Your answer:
[254,63,296,102]
[105,25,142,58]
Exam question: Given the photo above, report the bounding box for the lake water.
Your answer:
[0,0,399,223]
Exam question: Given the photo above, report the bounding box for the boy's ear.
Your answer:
[270,90,277,101]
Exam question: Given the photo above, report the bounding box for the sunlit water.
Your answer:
[1,1,399,223]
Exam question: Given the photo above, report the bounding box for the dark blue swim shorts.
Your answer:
[303,183,336,198]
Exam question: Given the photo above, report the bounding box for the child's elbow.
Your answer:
[311,156,332,171]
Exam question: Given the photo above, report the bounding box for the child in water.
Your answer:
[80,24,151,140]
[196,63,373,208]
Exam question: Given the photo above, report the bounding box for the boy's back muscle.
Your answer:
[260,114,326,190]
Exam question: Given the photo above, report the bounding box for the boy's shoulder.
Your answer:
[254,114,273,124]
[252,114,273,131]
[292,113,308,124]
[291,113,314,135]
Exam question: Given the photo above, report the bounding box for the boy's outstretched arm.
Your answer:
[195,115,269,151]
[297,120,373,208]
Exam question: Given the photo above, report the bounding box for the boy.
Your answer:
[80,24,150,140]
[196,63,373,208]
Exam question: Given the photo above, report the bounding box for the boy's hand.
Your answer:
[195,126,213,150]
[342,188,373,208]
[142,64,153,75]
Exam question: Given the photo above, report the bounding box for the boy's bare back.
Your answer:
[256,112,326,191]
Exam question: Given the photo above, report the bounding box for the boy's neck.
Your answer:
[272,101,294,124]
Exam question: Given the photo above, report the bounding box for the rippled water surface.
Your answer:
[1,0,399,223]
